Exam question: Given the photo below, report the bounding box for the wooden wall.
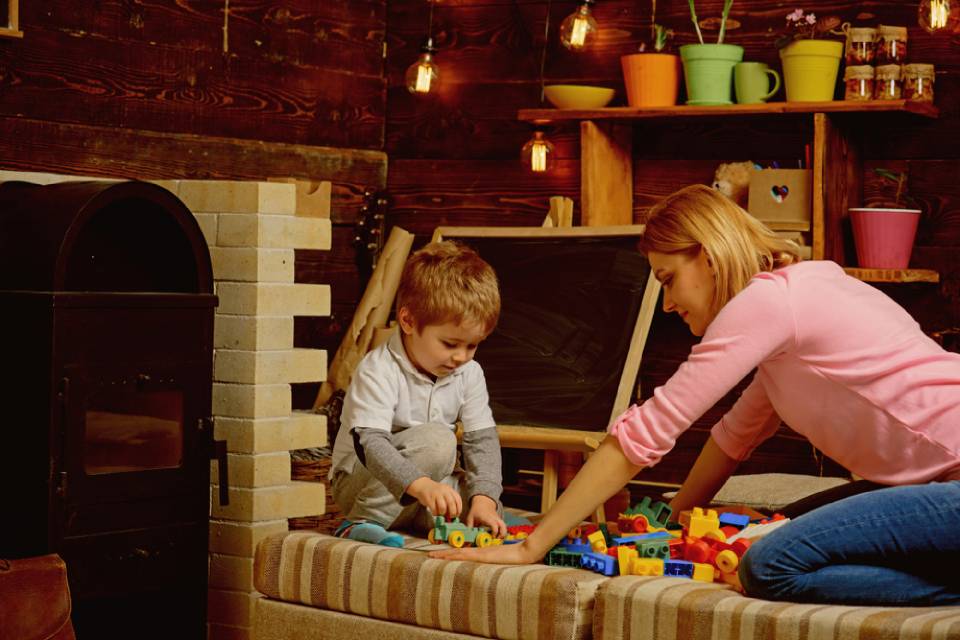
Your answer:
[386,0,960,483]
[0,1,389,408]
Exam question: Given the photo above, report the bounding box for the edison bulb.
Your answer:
[560,2,598,51]
[521,131,555,173]
[919,0,953,32]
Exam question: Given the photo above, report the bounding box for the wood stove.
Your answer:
[0,180,227,639]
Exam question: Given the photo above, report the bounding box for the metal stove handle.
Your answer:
[203,418,229,506]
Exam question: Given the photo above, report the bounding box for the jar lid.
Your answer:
[877,24,908,37]
[875,64,902,79]
[903,63,935,75]
[844,65,876,80]
[848,27,878,40]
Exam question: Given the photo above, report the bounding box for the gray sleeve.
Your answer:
[353,427,425,503]
[460,426,503,505]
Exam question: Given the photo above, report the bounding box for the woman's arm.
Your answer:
[430,436,642,563]
[667,435,739,518]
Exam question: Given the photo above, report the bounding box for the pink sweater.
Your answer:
[611,261,960,485]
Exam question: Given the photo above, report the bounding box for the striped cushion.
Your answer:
[594,576,960,640]
[254,531,607,640]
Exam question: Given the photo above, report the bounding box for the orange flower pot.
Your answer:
[621,53,681,107]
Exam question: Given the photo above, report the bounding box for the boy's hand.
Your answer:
[406,477,463,519]
[466,495,507,538]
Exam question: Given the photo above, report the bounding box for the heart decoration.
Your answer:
[770,185,790,203]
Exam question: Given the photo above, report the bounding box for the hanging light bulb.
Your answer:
[406,37,439,95]
[559,0,598,51]
[521,130,555,174]
[919,0,953,32]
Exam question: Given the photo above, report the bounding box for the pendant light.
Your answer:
[918,0,953,32]
[559,0,598,51]
[521,130,556,173]
[406,1,439,95]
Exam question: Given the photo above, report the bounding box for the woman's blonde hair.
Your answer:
[638,184,802,312]
[395,240,501,335]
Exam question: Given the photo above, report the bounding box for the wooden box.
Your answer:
[747,169,812,230]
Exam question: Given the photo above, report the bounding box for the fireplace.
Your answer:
[0,180,227,639]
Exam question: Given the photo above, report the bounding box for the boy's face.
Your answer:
[398,307,487,378]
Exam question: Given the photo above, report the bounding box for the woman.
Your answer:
[431,184,960,606]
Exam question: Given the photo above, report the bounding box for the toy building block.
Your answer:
[668,537,685,559]
[636,539,671,560]
[664,559,695,578]
[618,514,649,534]
[587,530,607,554]
[688,507,721,539]
[547,547,583,567]
[624,496,673,530]
[562,538,592,554]
[691,562,715,583]
[617,546,639,576]
[611,530,672,546]
[580,551,617,576]
[718,512,751,529]
[629,557,664,577]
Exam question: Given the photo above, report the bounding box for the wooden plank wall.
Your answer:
[0,2,389,409]
[386,0,960,483]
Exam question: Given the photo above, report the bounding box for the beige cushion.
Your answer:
[594,576,960,640]
[254,531,606,640]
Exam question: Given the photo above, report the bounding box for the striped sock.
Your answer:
[334,520,404,548]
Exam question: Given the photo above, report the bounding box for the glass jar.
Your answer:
[846,27,878,65]
[874,64,902,99]
[902,63,935,102]
[876,25,908,64]
[844,65,875,101]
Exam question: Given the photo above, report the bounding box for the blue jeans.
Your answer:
[739,481,960,605]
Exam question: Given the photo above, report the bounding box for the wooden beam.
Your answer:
[580,121,633,226]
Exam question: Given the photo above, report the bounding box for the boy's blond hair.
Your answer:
[395,241,500,335]
[639,184,802,313]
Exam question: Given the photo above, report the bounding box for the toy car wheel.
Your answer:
[716,549,739,573]
[475,532,493,548]
[428,529,438,545]
[449,531,466,548]
[633,516,649,532]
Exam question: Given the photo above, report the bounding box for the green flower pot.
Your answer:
[680,43,744,105]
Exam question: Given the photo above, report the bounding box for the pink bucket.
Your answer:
[849,208,920,269]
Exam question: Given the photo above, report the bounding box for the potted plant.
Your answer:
[776,8,845,102]
[849,168,922,269]
[680,0,743,105]
[621,1,679,108]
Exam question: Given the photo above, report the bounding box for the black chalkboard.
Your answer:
[433,226,659,433]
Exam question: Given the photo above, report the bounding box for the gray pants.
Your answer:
[331,423,466,534]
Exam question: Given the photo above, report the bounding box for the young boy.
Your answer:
[328,241,506,547]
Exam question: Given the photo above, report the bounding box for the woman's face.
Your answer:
[648,249,717,336]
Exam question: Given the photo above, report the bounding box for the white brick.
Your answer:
[194,213,218,248]
[215,283,330,316]
[294,180,331,218]
[210,247,294,282]
[179,181,295,215]
[209,554,255,591]
[211,481,325,521]
[217,214,331,250]
[214,315,293,351]
[212,452,291,488]
[214,412,326,454]
[214,349,326,384]
[208,588,261,627]
[209,519,288,557]
[212,383,291,418]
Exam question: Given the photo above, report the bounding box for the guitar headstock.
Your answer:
[354,188,388,280]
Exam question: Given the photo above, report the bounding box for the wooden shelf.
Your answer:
[519,100,939,124]
[843,268,940,283]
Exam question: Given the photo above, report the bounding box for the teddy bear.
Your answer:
[712,161,758,208]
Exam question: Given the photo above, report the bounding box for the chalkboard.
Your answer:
[432,226,660,433]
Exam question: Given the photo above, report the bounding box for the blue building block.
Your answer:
[580,551,617,576]
[664,559,695,578]
[611,531,672,546]
[718,512,751,529]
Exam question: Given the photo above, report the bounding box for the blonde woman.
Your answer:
[432,184,960,606]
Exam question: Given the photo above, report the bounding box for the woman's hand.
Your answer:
[429,539,540,565]
[465,495,507,538]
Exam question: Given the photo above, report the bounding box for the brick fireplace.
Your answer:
[0,170,331,640]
